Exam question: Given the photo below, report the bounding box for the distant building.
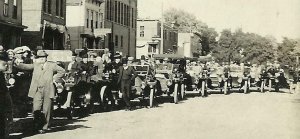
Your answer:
[177,32,201,57]
[136,19,178,59]
[22,0,67,50]
[0,0,26,49]
[66,0,137,57]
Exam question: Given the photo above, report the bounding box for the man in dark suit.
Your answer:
[0,51,13,138]
[117,58,137,111]
[15,50,65,133]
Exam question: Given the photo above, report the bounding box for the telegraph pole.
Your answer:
[160,0,164,54]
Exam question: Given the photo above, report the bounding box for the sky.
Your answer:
[138,0,300,42]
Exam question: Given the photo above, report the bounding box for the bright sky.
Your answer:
[138,0,300,42]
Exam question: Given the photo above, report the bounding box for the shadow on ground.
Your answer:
[9,117,90,139]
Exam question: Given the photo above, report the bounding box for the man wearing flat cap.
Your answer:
[15,50,65,133]
[117,58,137,111]
[0,51,13,138]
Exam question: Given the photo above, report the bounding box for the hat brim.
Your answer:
[36,55,48,58]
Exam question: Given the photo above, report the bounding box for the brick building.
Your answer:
[0,0,26,49]
[22,0,67,50]
[66,0,137,57]
[136,19,178,59]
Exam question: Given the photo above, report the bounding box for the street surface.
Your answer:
[10,91,300,139]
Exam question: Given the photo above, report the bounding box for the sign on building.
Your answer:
[94,28,112,37]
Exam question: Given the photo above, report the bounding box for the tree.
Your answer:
[277,37,298,66]
[163,8,218,56]
[213,28,275,64]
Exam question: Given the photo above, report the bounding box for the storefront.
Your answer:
[0,22,26,49]
[42,21,67,50]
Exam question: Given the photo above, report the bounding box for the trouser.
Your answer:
[0,113,5,138]
[33,87,53,130]
[120,80,131,107]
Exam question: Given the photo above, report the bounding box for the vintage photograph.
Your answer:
[0,0,299,138]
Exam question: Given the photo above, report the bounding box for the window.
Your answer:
[91,11,94,29]
[118,2,121,23]
[140,31,145,37]
[114,1,117,22]
[109,0,113,20]
[115,35,119,47]
[95,12,98,29]
[13,0,17,19]
[106,0,109,20]
[131,8,134,28]
[121,36,123,48]
[3,0,9,17]
[140,26,145,37]
[56,0,60,16]
[127,5,130,26]
[140,26,144,30]
[60,0,64,17]
[48,0,52,14]
[121,3,124,25]
[100,13,104,28]
[124,5,127,26]
[86,9,89,28]
[43,0,47,12]
[148,45,156,53]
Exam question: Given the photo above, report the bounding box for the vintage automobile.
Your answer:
[185,66,202,94]
[44,50,92,119]
[206,64,229,95]
[286,67,300,93]
[155,63,184,104]
[128,65,158,108]
[263,67,287,92]
[228,65,250,94]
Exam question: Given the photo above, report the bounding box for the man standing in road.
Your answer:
[15,50,65,133]
[117,58,137,111]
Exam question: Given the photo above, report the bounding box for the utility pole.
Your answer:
[160,0,164,54]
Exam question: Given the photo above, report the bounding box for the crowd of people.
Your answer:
[0,44,298,138]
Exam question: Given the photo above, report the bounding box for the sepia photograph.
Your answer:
[0,0,299,138]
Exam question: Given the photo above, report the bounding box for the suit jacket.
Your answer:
[117,66,137,85]
[0,72,12,114]
[17,61,65,98]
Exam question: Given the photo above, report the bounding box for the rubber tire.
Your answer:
[244,81,248,94]
[181,84,185,99]
[100,86,108,110]
[224,81,228,95]
[174,84,179,104]
[201,81,205,97]
[269,79,272,92]
[260,80,264,93]
[149,88,154,108]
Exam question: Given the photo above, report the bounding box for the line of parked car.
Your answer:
[5,51,297,120]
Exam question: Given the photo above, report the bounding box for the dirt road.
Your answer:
[10,91,300,139]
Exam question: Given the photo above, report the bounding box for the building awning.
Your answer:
[44,20,66,33]
[137,41,148,48]
[0,21,27,29]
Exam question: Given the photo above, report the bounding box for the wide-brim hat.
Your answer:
[36,50,48,58]
[13,47,25,54]
[114,54,121,59]
[128,57,134,61]
[0,51,9,61]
